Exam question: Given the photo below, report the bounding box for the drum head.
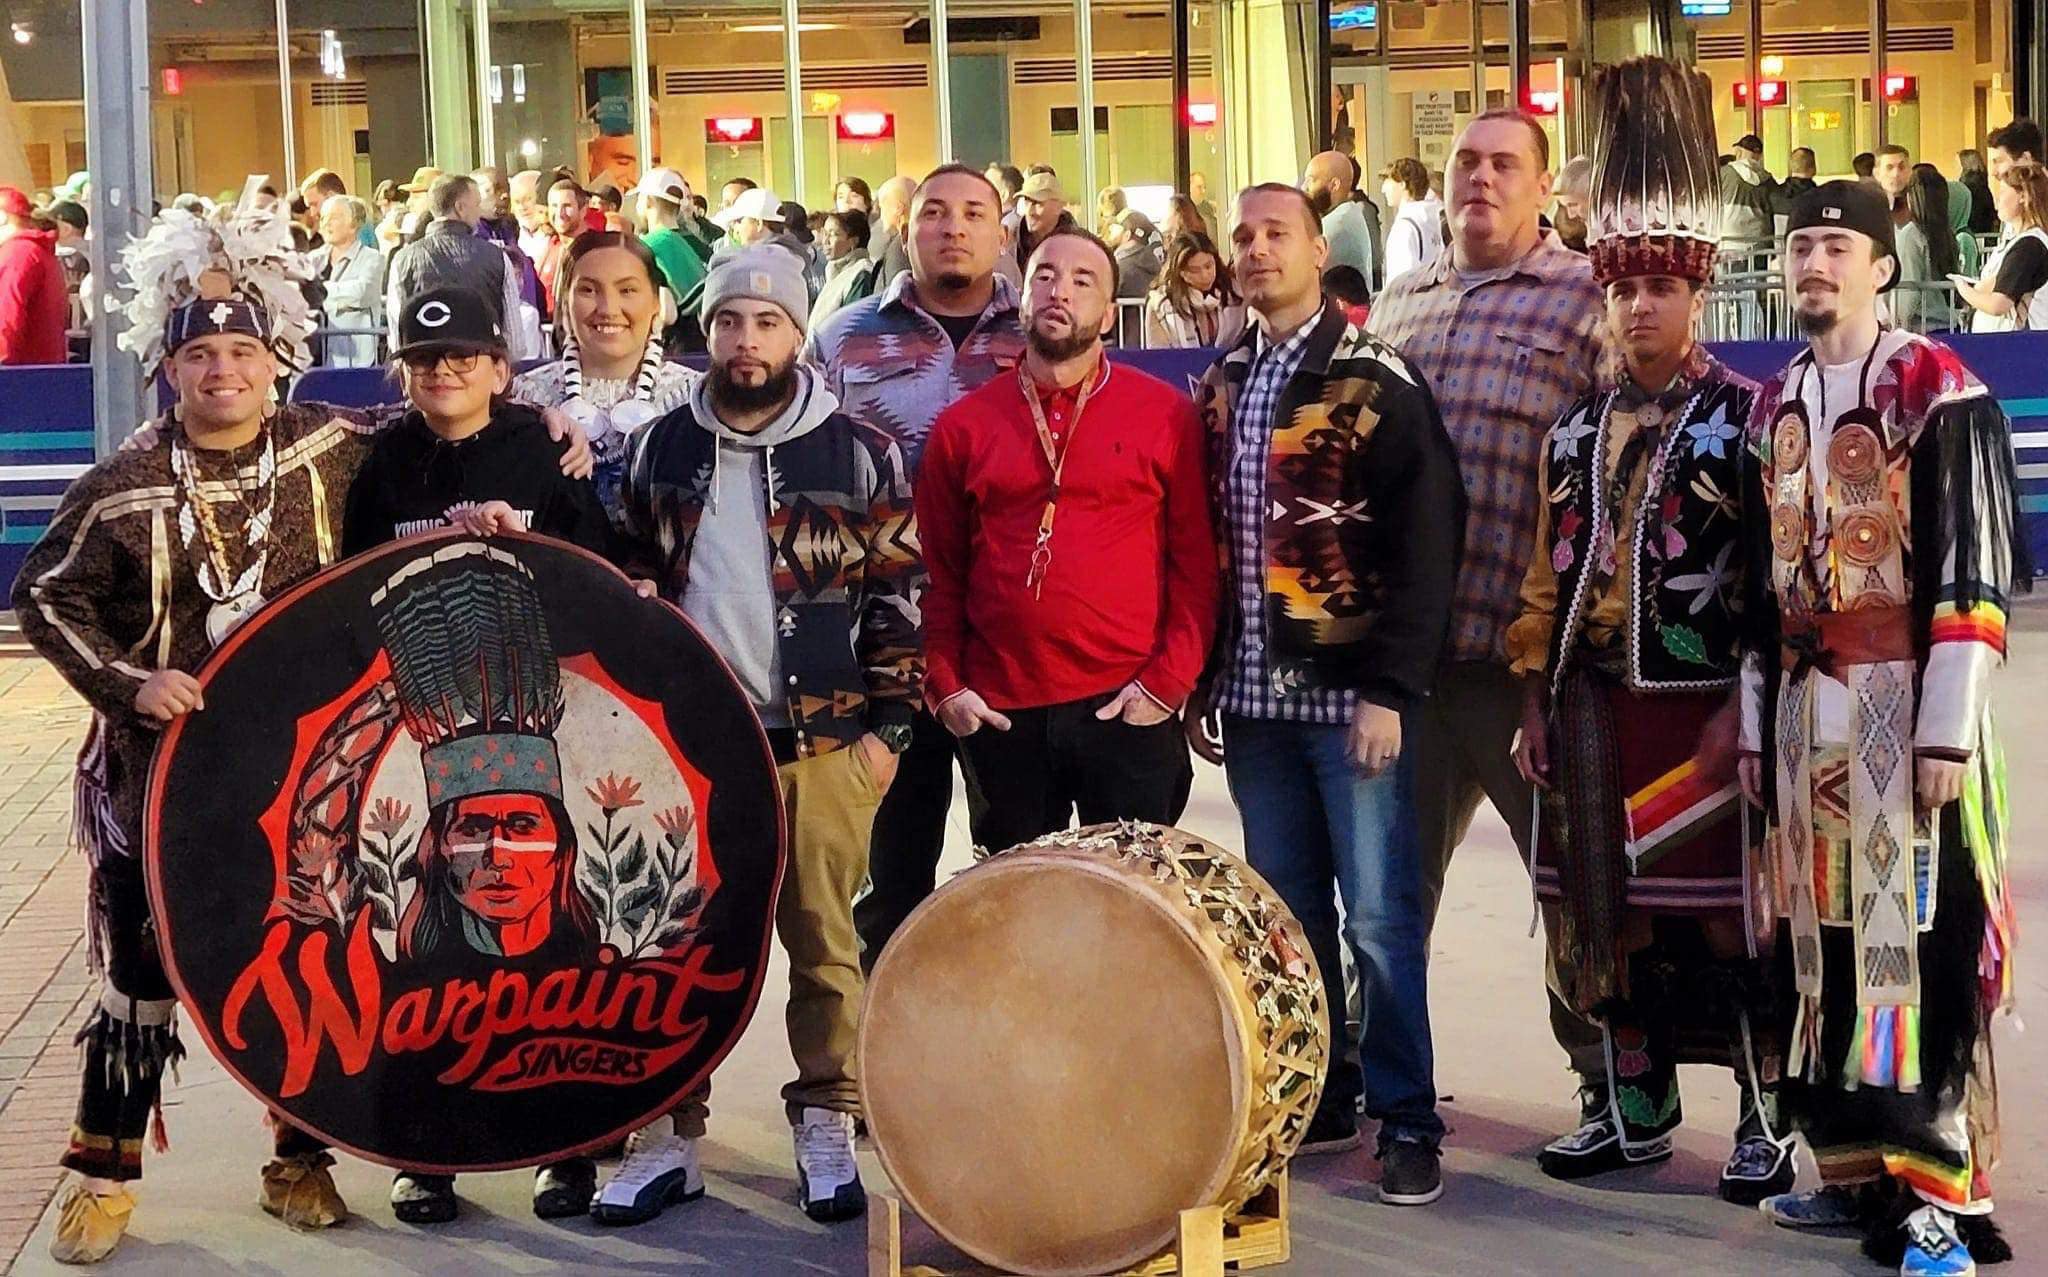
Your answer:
[861,854,1248,1277]
[146,532,785,1171]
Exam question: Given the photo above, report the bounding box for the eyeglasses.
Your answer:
[401,349,485,375]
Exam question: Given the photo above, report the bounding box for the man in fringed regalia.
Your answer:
[1508,58,1796,1204]
[13,194,590,1263]
[1742,179,2026,1277]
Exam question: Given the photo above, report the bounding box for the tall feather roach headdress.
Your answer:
[1587,58,1722,286]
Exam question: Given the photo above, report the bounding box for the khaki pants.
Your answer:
[1412,660,1604,1077]
[676,743,885,1136]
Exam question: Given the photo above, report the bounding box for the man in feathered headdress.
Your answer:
[12,187,593,1264]
[1739,177,2027,1275]
[1507,58,1797,1204]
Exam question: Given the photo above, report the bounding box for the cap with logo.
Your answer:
[700,243,813,336]
[399,166,444,194]
[1787,179,1899,291]
[394,286,508,358]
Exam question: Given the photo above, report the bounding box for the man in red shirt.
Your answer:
[917,229,1216,851]
[0,187,70,364]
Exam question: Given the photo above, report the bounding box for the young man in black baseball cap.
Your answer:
[340,287,610,1223]
[343,286,610,562]
[1742,177,2027,1275]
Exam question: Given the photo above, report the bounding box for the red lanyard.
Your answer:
[1018,360,1104,598]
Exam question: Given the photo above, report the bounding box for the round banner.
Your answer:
[146,531,786,1172]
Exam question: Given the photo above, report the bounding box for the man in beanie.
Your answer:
[1743,179,2027,1275]
[0,185,68,364]
[604,243,923,1227]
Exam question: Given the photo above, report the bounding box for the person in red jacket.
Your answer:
[917,228,1217,853]
[0,187,71,364]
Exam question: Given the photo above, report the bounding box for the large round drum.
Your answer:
[859,823,1328,1277]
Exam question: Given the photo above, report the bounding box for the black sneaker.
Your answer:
[390,1172,458,1225]
[532,1157,597,1219]
[1379,1140,1443,1206]
[1296,1107,1363,1156]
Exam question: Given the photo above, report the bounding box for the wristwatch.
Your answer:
[873,722,915,755]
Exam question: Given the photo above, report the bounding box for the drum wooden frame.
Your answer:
[858,823,1329,1277]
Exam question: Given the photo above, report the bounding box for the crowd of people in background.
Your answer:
[3,111,2048,371]
[1708,118,2048,332]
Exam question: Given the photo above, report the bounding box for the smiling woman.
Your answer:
[511,232,699,525]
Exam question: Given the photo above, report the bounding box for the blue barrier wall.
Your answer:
[7,335,2045,604]
[0,366,100,604]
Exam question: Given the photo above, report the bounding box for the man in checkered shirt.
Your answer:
[1367,110,1609,1077]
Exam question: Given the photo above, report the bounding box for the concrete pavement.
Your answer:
[3,608,2044,1275]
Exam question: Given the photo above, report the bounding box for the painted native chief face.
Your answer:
[445,793,564,929]
[403,791,598,961]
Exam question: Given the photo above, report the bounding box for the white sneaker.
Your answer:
[591,1123,704,1227]
[792,1107,866,1222]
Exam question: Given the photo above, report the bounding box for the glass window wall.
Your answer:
[78,4,2020,248]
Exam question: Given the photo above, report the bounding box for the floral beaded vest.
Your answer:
[1542,350,1758,695]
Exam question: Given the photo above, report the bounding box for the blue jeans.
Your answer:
[1221,714,1443,1150]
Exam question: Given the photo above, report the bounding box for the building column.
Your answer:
[82,0,152,447]
[422,0,476,170]
[1218,0,1319,194]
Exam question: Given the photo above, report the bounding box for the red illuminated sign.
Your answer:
[1883,74,1918,102]
[1186,101,1218,127]
[1734,80,1787,107]
[162,67,184,97]
[836,112,895,141]
[1527,90,1561,116]
[705,116,763,144]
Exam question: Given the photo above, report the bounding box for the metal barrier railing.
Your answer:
[1703,276,1968,342]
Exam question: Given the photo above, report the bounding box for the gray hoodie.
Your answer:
[682,365,840,726]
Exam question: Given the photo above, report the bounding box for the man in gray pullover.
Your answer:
[606,244,924,1229]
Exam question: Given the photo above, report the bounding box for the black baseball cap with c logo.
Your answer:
[394,286,508,359]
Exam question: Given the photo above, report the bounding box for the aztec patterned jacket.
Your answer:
[1195,299,1466,712]
[803,268,1027,475]
[1512,349,1759,696]
[618,370,925,759]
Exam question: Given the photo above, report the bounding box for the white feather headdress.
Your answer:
[115,187,317,375]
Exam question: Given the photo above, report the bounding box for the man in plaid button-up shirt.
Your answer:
[1368,111,1609,1080]
[1191,184,1465,1207]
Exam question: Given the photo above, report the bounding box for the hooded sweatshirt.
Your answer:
[1384,195,1445,284]
[340,401,612,557]
[680,367,838,724]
